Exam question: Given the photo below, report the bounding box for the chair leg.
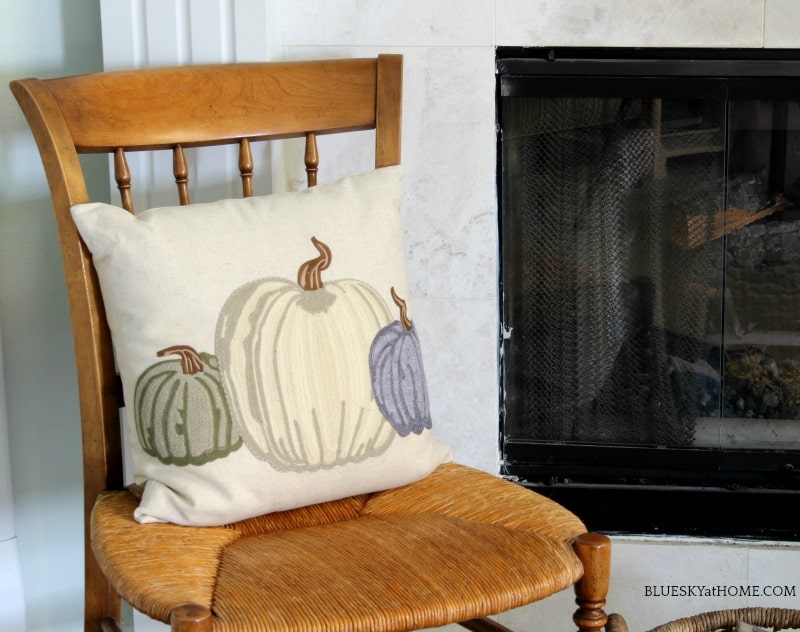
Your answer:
[100,617,123,632]
[85,546,121,632]
[459,617,516,632]
[171,604,213,632]
[572,532,611,632]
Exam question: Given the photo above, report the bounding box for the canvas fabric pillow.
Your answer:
[71,166,452,526]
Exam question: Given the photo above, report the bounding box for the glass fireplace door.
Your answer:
[498,55,800,537]
[501,95,729,449]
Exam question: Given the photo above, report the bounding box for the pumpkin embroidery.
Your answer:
[369,288,432,436]
[215,237,396,472]
[133,345,242,466]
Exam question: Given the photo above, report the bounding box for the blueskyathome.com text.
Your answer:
[644,585,796,598]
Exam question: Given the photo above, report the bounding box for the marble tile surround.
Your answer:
[497,0,764,48]
[281,1,798,472]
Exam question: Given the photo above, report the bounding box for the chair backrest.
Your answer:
[9,54,402,621]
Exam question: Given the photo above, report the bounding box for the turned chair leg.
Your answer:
[100,617,124,632]
[171,604,213,632]
[572,532,611,632]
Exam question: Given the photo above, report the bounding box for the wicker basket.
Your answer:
[606,608,800,632]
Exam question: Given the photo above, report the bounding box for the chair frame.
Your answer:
[11,55,610,632]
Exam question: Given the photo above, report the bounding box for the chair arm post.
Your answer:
[573,532,611,632]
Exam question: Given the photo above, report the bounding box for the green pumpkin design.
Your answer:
[134,345,242,466]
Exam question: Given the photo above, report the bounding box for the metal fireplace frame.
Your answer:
[496,47,800,540]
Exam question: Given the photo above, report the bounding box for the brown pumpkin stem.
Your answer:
[297,236,332,291]
[157,345,204,375]
[390,287,413,331]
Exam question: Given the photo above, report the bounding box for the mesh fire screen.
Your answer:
[500,94,800,451]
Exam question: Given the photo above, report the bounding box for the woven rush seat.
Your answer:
[92,463,586,630]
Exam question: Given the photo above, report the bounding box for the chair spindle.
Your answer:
[305,131,319,187]
[239,138,254,198]
[173,145,190,205]
[114,148,134,213]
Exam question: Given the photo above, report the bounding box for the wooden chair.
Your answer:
[10,55,612,632]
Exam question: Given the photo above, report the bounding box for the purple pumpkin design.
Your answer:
[369,287,432,436]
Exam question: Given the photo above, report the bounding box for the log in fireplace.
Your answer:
[497,48,800,539]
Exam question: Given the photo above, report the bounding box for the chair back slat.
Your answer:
[41,60,383,152]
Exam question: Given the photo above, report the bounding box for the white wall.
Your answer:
[0,322,25,632]
[0,1,106,630]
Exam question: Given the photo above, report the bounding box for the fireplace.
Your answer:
[497,48,800,539]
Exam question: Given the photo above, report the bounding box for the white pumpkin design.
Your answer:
[215,237,396,471]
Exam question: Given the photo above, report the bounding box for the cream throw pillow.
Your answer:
[71,166,451,526]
